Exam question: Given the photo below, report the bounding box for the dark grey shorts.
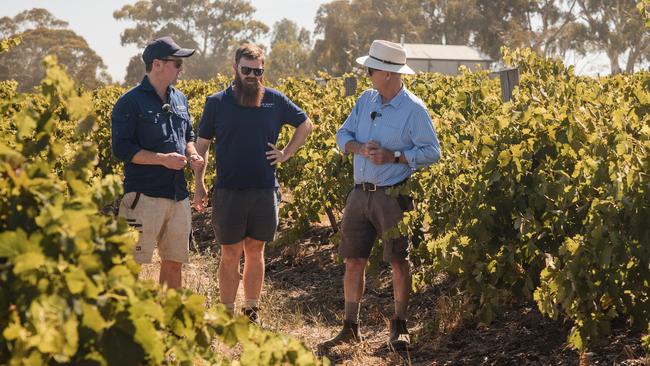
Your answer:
[339,187,413,262]
[211,188,280,245]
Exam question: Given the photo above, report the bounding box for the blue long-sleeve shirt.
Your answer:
[111,75,195,201]
[336,87,441,186]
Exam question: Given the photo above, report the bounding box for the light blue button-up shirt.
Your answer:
[336,87,441,186]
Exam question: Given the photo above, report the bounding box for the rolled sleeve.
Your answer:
[403,107,441,170]
[336,102,361,151]
[111,97,141,162]
[185,121,196,143]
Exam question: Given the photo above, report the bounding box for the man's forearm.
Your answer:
[283,119,313,157]
[131,149,164,165]
[186,141,199,157]
[344,140,364,155]
[193,138,211,185]
[194,150,208,184]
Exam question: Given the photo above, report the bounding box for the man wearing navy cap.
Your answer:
[111,36,203,289]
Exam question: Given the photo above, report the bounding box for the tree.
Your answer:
[114,0,269,82]
[311,1,356,75]
[420,0,481,45]
[266,19,312,82]
[0,8,107,91]
[124,54,145,87]
[574,0,650,73]
[311,0,648,75]
[640,0,650,28]
[350,0,430,47]
[312,0,430,75]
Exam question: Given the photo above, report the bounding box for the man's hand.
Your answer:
[266,143,289,165]
[161,153,187,170]
[193,184,208,212]
[189,153,204,170]
[360,140,380,158]
[367,142,393,165]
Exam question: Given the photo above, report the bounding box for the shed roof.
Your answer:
[403,44,492,62]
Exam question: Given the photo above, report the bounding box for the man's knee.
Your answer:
[390,259,410,274]
[221,243,243,262]
[345,258,367,272]
[161,260,182,271]
[243,238,265,258]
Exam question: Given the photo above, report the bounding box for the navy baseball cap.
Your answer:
[142,36,195,64]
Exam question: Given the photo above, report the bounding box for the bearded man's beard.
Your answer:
[234,72,265,107]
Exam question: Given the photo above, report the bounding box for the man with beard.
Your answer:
[112,36,204,289]
[193,44,313,323]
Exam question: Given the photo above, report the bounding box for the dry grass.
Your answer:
[136,243,648,366]
[137,248,425,365]
[140,250,219,304]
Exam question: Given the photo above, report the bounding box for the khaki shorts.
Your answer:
[339,187,413,262]
[118,192,191,264]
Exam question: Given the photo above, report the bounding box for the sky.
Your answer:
[3,0,329,83]
[3,1,615,83]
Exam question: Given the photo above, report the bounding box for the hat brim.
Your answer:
[356,56,415,75]
[172,48,196,58]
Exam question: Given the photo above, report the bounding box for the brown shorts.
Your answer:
[118,192,191,264]
[338,187,413,262]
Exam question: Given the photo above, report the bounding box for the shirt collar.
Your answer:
[139,75,174,98]
[371,85,407,109]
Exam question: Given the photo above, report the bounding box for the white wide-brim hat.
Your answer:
[356,40,415,75]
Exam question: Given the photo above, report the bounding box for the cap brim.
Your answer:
[172,48,196,58]
[356,55,415,75]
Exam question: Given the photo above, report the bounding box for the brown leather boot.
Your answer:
[319,320,362,348]
[388,318,410,351]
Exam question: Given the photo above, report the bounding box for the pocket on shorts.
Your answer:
[120,192,139,212]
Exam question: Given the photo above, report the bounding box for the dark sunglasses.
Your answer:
[160,58,183,68]
[367,67,377,76]
[240,65,264,77]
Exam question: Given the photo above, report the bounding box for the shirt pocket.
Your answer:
[379,124,405,151]
[137,112,171,147]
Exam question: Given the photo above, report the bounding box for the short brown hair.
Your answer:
[235,44,264,65]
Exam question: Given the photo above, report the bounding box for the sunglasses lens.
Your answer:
[240,66,263,77]
[160,58,182,68]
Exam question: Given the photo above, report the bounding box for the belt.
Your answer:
[354,180,406,192]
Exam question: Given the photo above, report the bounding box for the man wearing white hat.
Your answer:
[321,40,441,351]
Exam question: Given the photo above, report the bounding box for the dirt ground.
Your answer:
[140,208,649,366]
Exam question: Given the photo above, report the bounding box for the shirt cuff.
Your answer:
[403,149,418,171]
[120,145,141,163]
[336,135,355,152]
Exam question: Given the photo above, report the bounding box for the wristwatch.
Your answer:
[393,150,401,163]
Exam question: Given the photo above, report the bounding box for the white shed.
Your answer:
[402,44,493,75]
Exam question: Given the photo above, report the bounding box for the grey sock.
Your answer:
[394,300,408,320]
[245,299,259,309]
[223,303,235,316]
[344,301,360,323]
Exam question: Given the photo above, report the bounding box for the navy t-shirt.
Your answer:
[198,86,307,189]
